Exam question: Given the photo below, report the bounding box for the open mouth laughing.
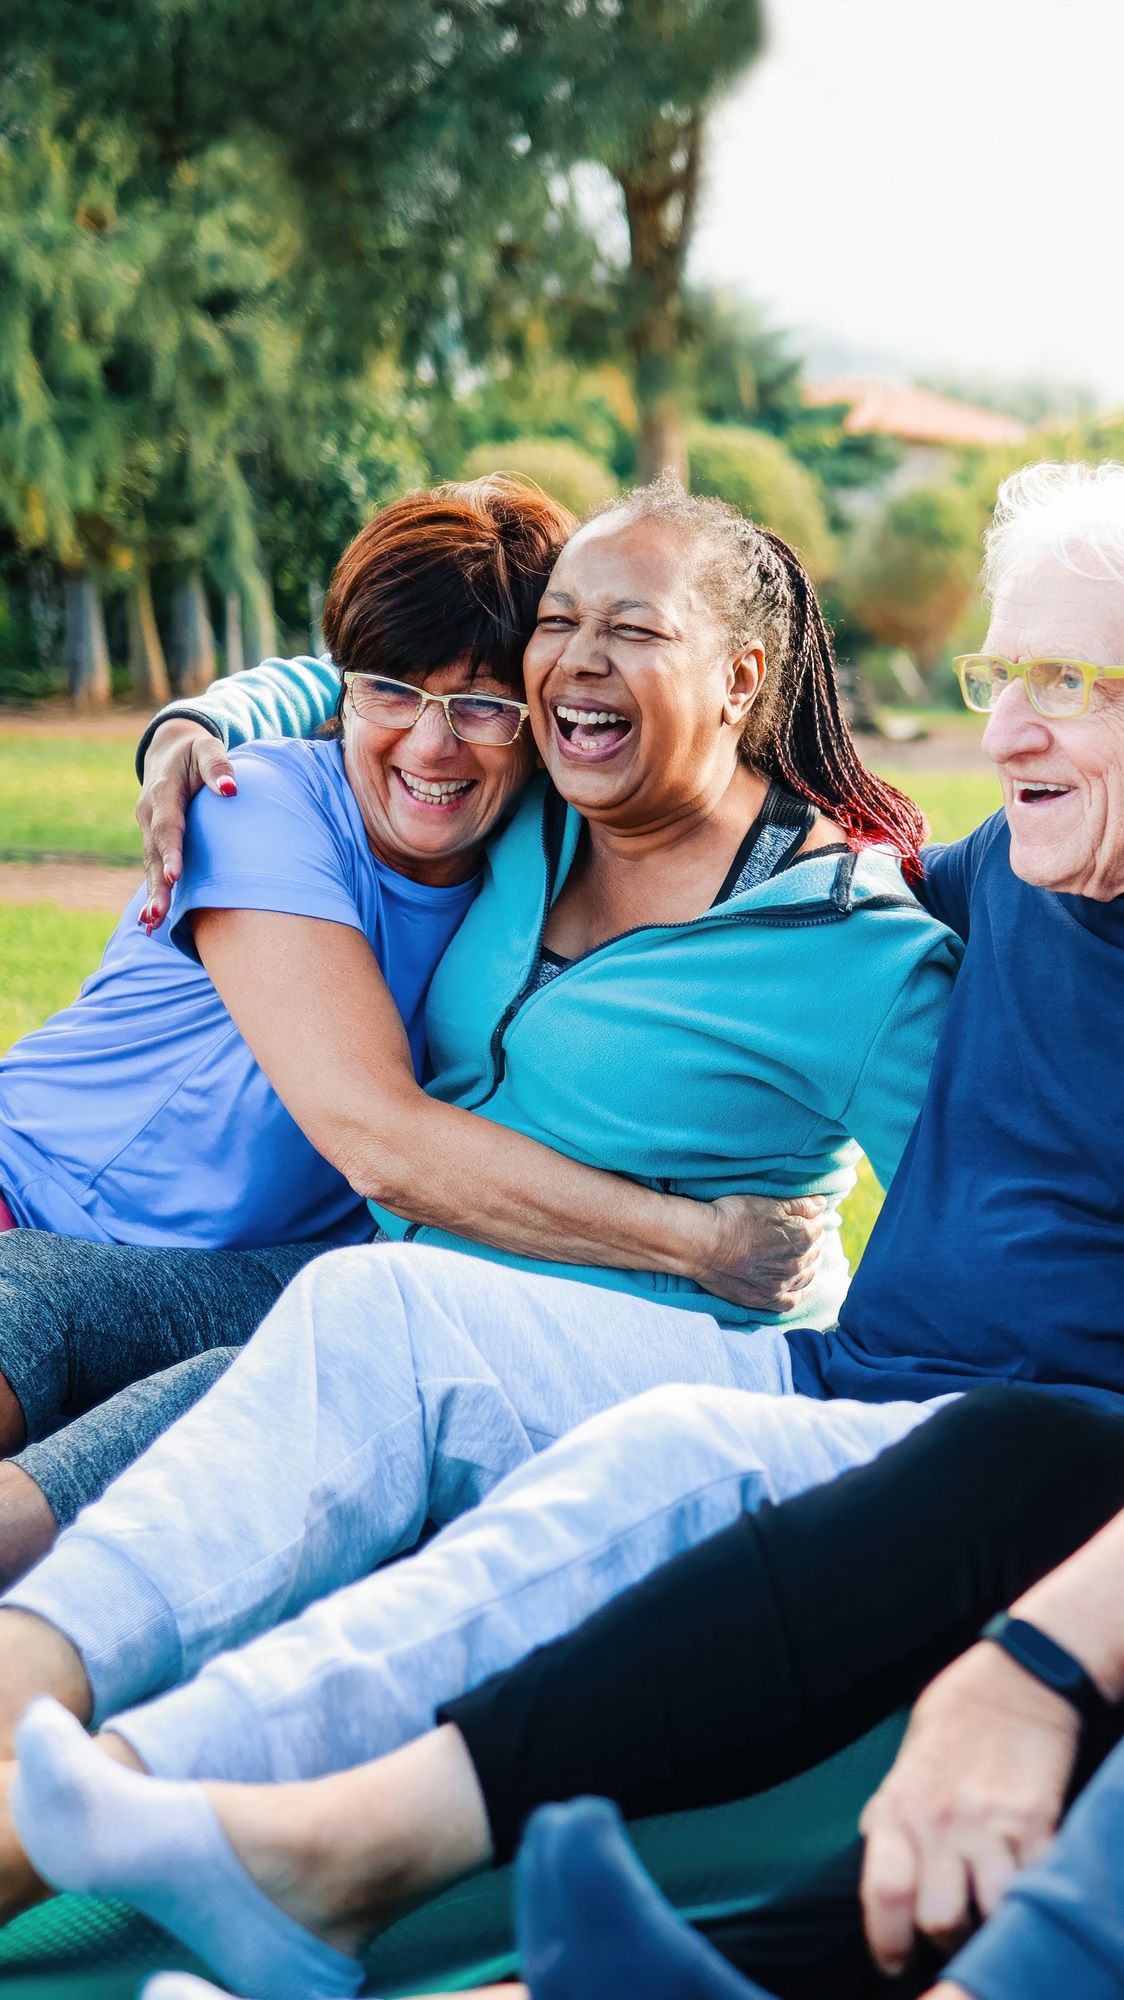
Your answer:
[394,769,476,809]
[1013,781,1074,807]
[552,701,634,761]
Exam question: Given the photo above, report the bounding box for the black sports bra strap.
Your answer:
[712,782,818,907]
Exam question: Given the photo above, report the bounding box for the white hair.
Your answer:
[984,460,1124,601]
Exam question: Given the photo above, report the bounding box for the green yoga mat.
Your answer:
[0,1712,906,1999]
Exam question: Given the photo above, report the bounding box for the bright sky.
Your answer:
[691,0,1124,407]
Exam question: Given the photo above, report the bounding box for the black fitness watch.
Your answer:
[981,1611,1114,1727]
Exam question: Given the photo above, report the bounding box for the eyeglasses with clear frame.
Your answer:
[342,672,530,746]
[954,654,1124,719]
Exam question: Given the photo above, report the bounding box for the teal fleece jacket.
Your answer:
[149,660,961,1330]
[369,780,961,1328]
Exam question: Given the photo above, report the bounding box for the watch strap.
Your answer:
[981,1611,1111,1726]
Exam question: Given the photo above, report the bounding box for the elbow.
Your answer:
[336,1120,426,1213]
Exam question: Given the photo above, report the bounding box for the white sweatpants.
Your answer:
[6,1244,938,1777]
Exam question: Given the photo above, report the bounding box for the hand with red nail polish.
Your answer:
[136,720,238,930]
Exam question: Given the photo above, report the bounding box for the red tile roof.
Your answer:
[804,378,1028,447]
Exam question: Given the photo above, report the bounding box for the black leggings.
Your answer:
[442,1386,1124,1863]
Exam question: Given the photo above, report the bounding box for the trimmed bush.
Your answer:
[459,438,617,518]
[686,423,835,579]
[839,483,981,679]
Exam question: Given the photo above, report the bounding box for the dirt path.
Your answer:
[857,718,992,773]
[0,862,142,913]
[0,705,159,739]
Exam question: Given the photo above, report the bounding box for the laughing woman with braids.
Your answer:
[0,484,965,1889]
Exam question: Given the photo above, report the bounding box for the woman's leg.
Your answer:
[100,1388,1124,1944]
[0,1242,834,1738]
[12,1390,1123,1993]
[110,1383,923,1784]
[0,1348,241,1593]
[0,1232,322,1447]
[14,1347,240,1533]
[443,1385,1124,1857]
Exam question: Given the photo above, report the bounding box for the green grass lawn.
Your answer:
[0,742,1001,1266]
[0,904,117,1056]
[874,768,1003,845]
[0,733,143,862]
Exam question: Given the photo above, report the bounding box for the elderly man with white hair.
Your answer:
[0,461,1121,2000]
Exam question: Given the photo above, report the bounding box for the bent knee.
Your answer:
[577,1381,766,1453]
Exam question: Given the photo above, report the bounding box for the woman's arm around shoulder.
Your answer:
[135,657,340,929]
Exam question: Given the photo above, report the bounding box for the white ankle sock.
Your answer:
[12,1699,365,2000]
[143,1979,234,2000]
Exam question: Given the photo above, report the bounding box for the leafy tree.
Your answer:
[687,422,835,578]
[839,484,982,685]
[496,1,764,481]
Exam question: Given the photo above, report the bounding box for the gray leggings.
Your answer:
[0,1233,329,1525]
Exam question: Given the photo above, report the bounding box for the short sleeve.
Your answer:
[913,811,1007,944]
[167,745,366,963]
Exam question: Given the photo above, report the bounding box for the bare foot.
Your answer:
[0,1469,58,1592]
[0,1611,91,1759]
[204,1725,492,1957]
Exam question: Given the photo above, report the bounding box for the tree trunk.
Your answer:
[308,578,326,656]
[126,564,171,707]
[64,573,112,711]
[242,568,278,668]
[171,570,216,695]
[617,111,702,486]
[224,590,244,677]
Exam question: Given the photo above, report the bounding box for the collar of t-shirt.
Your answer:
[1058,889,1124,947]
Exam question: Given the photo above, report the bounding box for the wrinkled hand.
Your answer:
[860,1642,1079,1976]
[136,719,237,931]
[697,1192,825,1312]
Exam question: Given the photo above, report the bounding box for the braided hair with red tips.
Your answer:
[750,528,927,878]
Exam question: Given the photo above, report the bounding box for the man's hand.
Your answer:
[860,1641,1079,1975]
[137,719,237,931]
[694,1192,825,1312]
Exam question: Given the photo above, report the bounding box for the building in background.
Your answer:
[804,378,1027,514]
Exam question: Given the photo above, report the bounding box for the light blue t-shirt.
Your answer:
[0,740,480,1250]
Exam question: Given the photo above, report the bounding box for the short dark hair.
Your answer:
[323,476,577,695]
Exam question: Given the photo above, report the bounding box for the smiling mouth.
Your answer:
[1015,782,1073,806]
[552,702,633,760]
[395,770,475,808]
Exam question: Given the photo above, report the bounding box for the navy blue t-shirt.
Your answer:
[788,811,1124,1410]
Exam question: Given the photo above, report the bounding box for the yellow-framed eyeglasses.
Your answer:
[954,653,1124,719]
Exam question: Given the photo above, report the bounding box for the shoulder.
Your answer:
[916,809,1009,940]
[923,808,1009,885]
[835,852,965,987]
[184,739,357,862]
[225,736,340,788]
